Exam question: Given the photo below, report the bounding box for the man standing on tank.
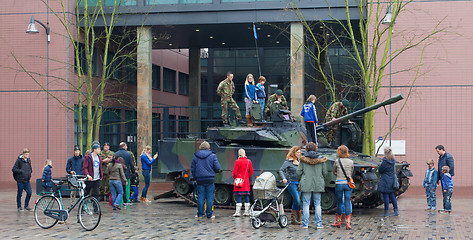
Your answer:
[325,99,350,148]
[217,72,244,126]
[435,145,454,187]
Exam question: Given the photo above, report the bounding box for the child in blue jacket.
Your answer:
[439,165,453,214]
[423,159,438,212]
[42,160,55,192]
[300,95,318,144]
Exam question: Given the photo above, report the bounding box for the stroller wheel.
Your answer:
[278,215,288,228]
[251,218,262,229]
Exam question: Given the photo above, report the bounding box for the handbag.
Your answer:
[338,158,356,189]
[393,165,400,190]
[234,160,250,188]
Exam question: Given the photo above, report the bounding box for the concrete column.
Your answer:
[189,47,201,137]
[137,27,152,155]
[290,22,305,118]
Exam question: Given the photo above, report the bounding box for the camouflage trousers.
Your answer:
[221,97,242,124]
[326,125,339,142]
[100,173,110,196]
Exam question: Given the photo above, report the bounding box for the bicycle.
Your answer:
[34,174,101,231]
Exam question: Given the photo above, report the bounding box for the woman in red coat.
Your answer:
[232,149,254,217]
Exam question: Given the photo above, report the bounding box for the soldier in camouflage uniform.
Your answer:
[325,99,350,148]
[99,143,114,201]
[217,72,243,125]
[264,89,288,118]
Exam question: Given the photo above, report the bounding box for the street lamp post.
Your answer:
[383,4,393,147]
[27,16,50,158]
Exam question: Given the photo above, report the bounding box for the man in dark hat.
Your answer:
[66,145,84,175]
[325,99,351,148]
[99,143,114,201]
[83,144,103,200]
[264,89,288,117]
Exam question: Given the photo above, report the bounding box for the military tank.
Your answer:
[156,94,412,212]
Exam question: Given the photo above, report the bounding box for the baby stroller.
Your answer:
[249,172,290,229]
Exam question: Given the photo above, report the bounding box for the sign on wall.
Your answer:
[375,140,406,155]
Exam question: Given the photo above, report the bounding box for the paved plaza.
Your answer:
[1,184,473,240]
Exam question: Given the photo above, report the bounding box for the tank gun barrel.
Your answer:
[317,94,404,131]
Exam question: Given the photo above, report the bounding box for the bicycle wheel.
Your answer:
[78,196,101,231]
[34,195,61,229]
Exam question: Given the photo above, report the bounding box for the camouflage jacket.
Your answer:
[217,78,235,99]
[266,94,287,109]
[100,150,114,168]
[325,102,348,121]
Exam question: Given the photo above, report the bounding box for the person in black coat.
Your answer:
[377,146,399,217]
[12,148,33,211]
[435,145,454,188]
[115,142,136,204]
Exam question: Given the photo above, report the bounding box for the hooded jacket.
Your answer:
[12,154,32,183]
[300,101,318,123]
[441,172,453,190]
[191,149,221,185]
[296,151,327,193]
[377,158,397,193]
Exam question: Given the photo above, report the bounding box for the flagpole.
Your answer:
[253,23,262,76]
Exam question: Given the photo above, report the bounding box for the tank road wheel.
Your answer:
[281,190,293,209]
[278,215,288,228]
[174,177,192,195]
[214,185,232,205]
[361,193,382,206]
[252,218,262,229]
[321,189,336,211]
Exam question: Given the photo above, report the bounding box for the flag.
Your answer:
[253,24,258,40]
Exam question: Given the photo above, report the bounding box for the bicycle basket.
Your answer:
[68,175,80,188]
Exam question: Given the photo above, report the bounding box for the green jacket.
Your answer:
[296,151,327,193]
[217,78,235,99]
[325,102,348,121]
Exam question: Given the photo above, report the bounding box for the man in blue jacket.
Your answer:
[300,95,318,144]
[191,141,221,220]
[435,145,454,188]
[66,145,83,175]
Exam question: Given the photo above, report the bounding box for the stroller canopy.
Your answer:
[253,172,277,191]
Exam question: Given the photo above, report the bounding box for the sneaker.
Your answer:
[439,210,451,214]
[195,215,202,220]
[425,208,431,211]
[17,208,24,212]
[123,202,133,206]
[210,215,215,220]
[143,198,152,203]
[24,207,32,211]
[301,225,308,229]
[316,225,324,229]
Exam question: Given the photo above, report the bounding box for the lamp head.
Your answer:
[26,16,39,33]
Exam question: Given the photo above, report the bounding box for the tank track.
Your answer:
[353,177,410,209]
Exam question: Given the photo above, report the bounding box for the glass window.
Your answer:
[75,43,98,77]
[178,116,189,138]
[124,57,137,84]
[104,50,121,80]
[152,113,161,149]
[152,65,161,90]
[168,115,176,138]
[178,72,189,96]
[105,0,137,6]
[163,67,176,93]
[146,0,178,4]
[102,109,122,150]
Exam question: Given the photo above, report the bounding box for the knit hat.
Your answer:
[91,144,100,150]
[73,145,81,151]
[276,89,283,96]
[92,140,100,146]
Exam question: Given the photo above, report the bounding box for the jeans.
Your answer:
[16,181,32,209]
[196,183,215,218]
[287,182,301,211]
[301,192,322,228]
[109,180,124,207]
[443,188,453,211]
[382,192,398,211]
[141,169,151,198]
[131,186,139,201]
[335,184,353,215]
[425,185,436,210]
[258,99,265,119]
[235,195,250,204]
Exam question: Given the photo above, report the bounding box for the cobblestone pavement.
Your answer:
[2,186,473,240]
